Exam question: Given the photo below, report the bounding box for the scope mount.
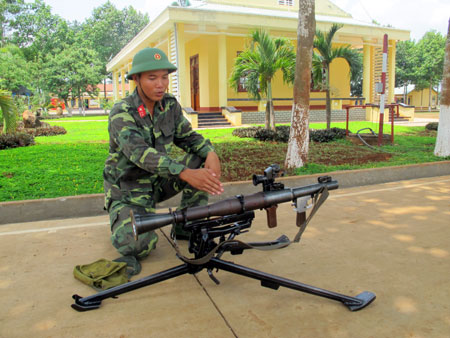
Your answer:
[252,164,284,192]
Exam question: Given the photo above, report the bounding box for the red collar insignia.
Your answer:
[138,105,146,118]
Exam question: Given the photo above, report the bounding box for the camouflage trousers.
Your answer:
[108,153,208,259]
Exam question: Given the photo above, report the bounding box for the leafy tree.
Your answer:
[434,21,450,157]
[230,29,296,130]
[0,44,32,92]
[350,51,363,97]
[312,24,361,129]
[0,0,24,46]
[414,30,446,111]
[4,0,70,60]
[43,46,103,115]
[80,1,149,97]
[395,40,416,103]
[0,89,16,134]
[285,0,315,169]
[171,0,191,6]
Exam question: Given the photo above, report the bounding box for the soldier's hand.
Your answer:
[179,168,224,195]
[205,151,221,179]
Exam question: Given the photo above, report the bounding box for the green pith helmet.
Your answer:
[126,48,177,80]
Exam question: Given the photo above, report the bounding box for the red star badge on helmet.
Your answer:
[154,53,161,60]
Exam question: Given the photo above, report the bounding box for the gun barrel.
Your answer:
[132,180,338,239]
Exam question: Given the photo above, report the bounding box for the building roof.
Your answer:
[187,1,380,29]
[107,0,410,72]
[394,85,438,95]
[394,84,415,95]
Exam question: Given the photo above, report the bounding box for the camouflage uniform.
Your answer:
[103,89,214,259]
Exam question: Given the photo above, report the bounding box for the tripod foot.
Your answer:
[71,294,102,312]
[344,291,376,311]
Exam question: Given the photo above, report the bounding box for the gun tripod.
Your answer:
[72,211,375,312]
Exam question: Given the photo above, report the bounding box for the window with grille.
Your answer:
[278,0,294,6]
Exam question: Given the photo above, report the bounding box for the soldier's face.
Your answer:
[136,69,169,103]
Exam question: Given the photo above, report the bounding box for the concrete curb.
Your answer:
[1,161,449,225]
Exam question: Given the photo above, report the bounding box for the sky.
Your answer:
[41,0,449,41]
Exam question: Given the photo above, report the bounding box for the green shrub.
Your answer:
[255,125,290,142]
[23,125,67,137]
[232,126,263,138]
[309,127,346,143]
[233,125,291,142]
[0,132,35,150]
[425,122,438,131]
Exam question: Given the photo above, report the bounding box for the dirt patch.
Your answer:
[1,172,15,178]
[216,141,392,182]
[308,142,392,166]
[413,130,437,137]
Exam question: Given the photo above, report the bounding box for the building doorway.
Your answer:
[190,54,200,110]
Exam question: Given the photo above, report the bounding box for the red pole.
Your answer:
[346,106,350,136]
[378,34,388,146]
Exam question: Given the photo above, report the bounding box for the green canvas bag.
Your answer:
[73,258,128,290]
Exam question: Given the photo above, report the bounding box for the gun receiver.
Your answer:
[132,177,338,240]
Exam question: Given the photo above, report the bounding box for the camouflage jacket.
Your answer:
[103,90,214,209]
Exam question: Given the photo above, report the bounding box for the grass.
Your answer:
[0,119,447,202]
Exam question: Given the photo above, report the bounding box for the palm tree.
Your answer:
[230,29,296,130]
[171,0,191,6]
[0,89,15,134]
[312,24,361,129]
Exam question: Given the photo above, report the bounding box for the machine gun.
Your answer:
[72,165,375,312]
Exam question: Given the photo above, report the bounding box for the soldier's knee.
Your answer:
[110,207,158,258]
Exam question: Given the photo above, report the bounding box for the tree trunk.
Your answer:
[325,65,331,129]
[268,81,276,131]
[65,99,73,116]
[428,80,432,111]
[325,87,331,129]
[269,100,275,131]
[265,100,270,130]
[434,19,450,157]
[285,0,315,169]
[104,78,107,98]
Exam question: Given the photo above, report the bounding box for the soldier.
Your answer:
[103,47,223,266]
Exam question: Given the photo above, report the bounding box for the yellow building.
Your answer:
[107,0,410,123]
[395,85,439,110]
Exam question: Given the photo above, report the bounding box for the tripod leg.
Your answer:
[72,264,190,311]
[209,258,375,311]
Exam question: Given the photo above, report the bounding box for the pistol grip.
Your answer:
[296,211,306,227]
[265,205,278,228]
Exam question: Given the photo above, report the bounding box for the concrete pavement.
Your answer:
[1,175,449,337]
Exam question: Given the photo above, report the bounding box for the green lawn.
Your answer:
[0,120,447,202]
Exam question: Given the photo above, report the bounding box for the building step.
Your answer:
[198,121,231,126]
[198,113,223,119]
[195,111,231,128]
[389,116,410,122]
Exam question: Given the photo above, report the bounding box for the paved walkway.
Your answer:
[1,176,449,337]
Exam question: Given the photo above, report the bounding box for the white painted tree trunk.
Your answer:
[434,105,450,157]
[285,0,315,169]
[434,19,450,157]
